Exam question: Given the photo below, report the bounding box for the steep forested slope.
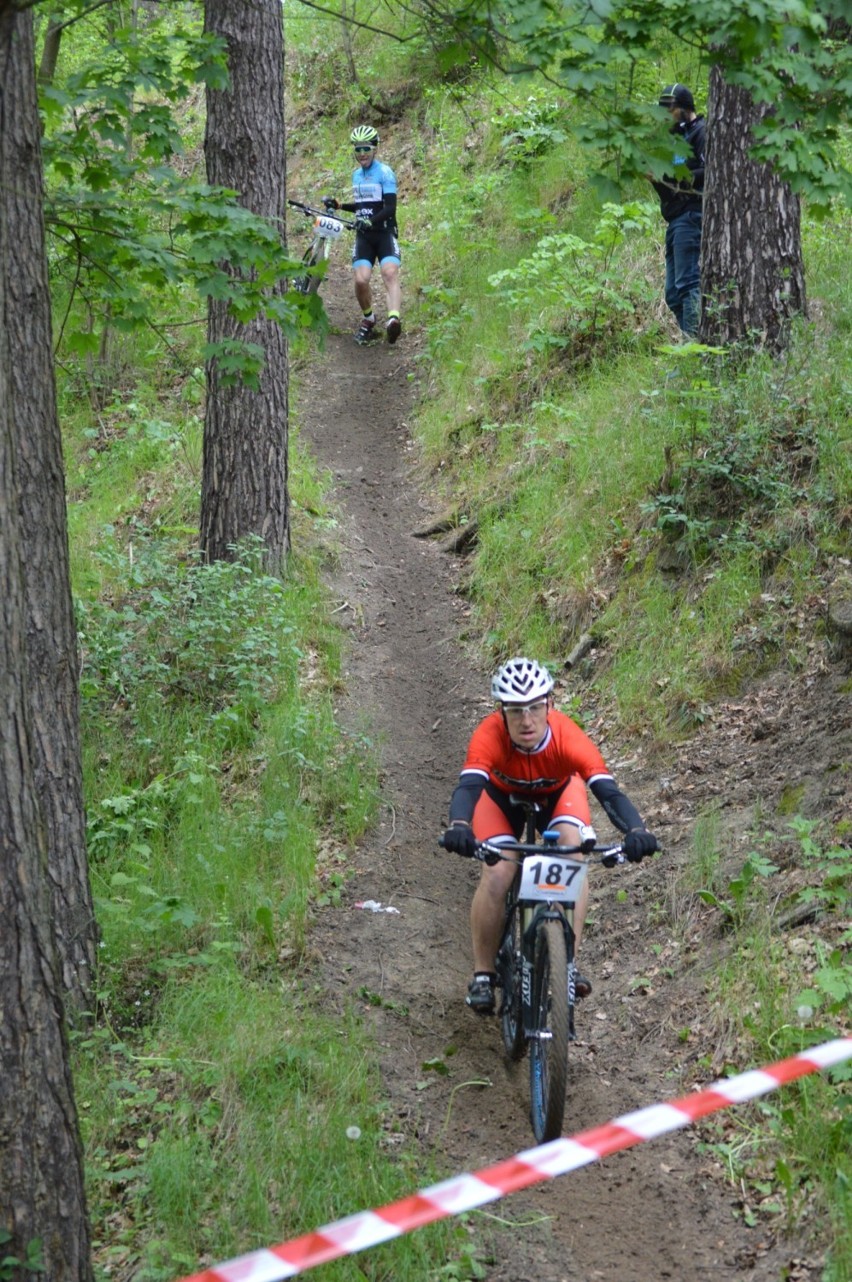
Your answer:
[8,4,846,1280]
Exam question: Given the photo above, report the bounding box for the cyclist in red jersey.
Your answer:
[442,657,659,1013]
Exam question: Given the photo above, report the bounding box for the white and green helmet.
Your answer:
[350,124,379,146]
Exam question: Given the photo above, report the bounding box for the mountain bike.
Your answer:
[443,802,628,1143]
[287,198,357,295]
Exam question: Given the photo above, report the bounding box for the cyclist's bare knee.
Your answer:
[477,857,516,900]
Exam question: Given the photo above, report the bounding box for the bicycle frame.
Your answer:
[508,864,579,1040]
[440,807,627,1141]
[486,803,625,1140]
[287,199,356,295]
[497,805,592,1044]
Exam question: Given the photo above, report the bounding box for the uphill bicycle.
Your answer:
[287,198,357,295]
[443,800,631,1143]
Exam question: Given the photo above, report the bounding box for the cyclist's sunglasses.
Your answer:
[353,145,374,153]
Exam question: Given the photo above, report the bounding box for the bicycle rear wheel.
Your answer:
[497,899,525,1061]
[529,918,569,1142]
[294,238,329,294]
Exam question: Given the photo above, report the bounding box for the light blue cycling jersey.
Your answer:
[351,160,397,224]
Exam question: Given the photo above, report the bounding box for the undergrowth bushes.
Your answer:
[671,814,852,1278]
[52,21,850,1275]
[63,375,449,1278]
[410,111,852,730]
[69,498,452,1278]
[406,72,852,1276]
[78,534,381,996]
[487,200,658,359]
[78,538,297,724]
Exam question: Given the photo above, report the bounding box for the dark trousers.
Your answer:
[664,210,702,337]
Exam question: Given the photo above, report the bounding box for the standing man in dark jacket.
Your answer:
[651,84,705,337]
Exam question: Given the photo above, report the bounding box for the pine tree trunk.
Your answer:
[0,9,94,1276]
[700,65,806,355]
[1,2,96,1015]
[201,0,289,572]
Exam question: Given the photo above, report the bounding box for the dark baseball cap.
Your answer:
[659,83,695,111]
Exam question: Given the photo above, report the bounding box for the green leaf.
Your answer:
[66,330,101,356]
[109,872,136,887]
[256,904,275,946]
[422,1057,450,1075]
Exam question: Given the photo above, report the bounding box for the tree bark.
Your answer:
[700,65,806,355]
[201,0,289,572]
[0,10,94,1278]
[2,2,96,1016]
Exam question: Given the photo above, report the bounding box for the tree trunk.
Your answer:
[0,10,94,1278]
[700,65,806,355]
[201,0,289,572]
[37,11,62,86]
[2,1,97,1016]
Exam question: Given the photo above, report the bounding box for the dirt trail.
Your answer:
[295,262,844,1281]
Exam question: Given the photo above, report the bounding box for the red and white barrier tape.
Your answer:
[178,1037,851,1282]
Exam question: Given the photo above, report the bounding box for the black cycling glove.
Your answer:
[624,828,659,862]
[322,196,339,209]
[442,824,477,858]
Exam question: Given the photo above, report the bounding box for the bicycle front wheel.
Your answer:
[294,238,329,295]
[529,919,569,1142]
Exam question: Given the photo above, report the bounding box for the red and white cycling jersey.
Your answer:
[460,709,613,797]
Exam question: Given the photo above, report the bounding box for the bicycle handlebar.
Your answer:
[287,198,358,230]
[482,840,625,868]
[437,833,627,868]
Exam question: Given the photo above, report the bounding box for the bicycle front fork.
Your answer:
[521,911,578,1042]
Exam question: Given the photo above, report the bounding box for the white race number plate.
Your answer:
[518,854,588,903]
[314,216,344,239]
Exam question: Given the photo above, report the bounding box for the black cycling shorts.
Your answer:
[352,227,401,268]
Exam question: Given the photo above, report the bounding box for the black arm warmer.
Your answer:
[448,775,486,825]
[589,777,645,834]
[341,192,397,227]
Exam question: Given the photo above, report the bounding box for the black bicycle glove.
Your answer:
[355,214,373,232]
[624,828,659,863]
[442,824,477,858]
[322,196,339,209]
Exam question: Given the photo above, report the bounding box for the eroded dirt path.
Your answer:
[295,263,844,1281]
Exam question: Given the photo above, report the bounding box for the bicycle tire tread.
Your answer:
[530,919,569,1142]
[498,903,526,1061]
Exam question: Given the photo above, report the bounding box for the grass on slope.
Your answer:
[60,345,462,1281]
[402,83,852,738]
[398,75,852,1276]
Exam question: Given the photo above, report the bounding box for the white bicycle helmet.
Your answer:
[491,657,554,704]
